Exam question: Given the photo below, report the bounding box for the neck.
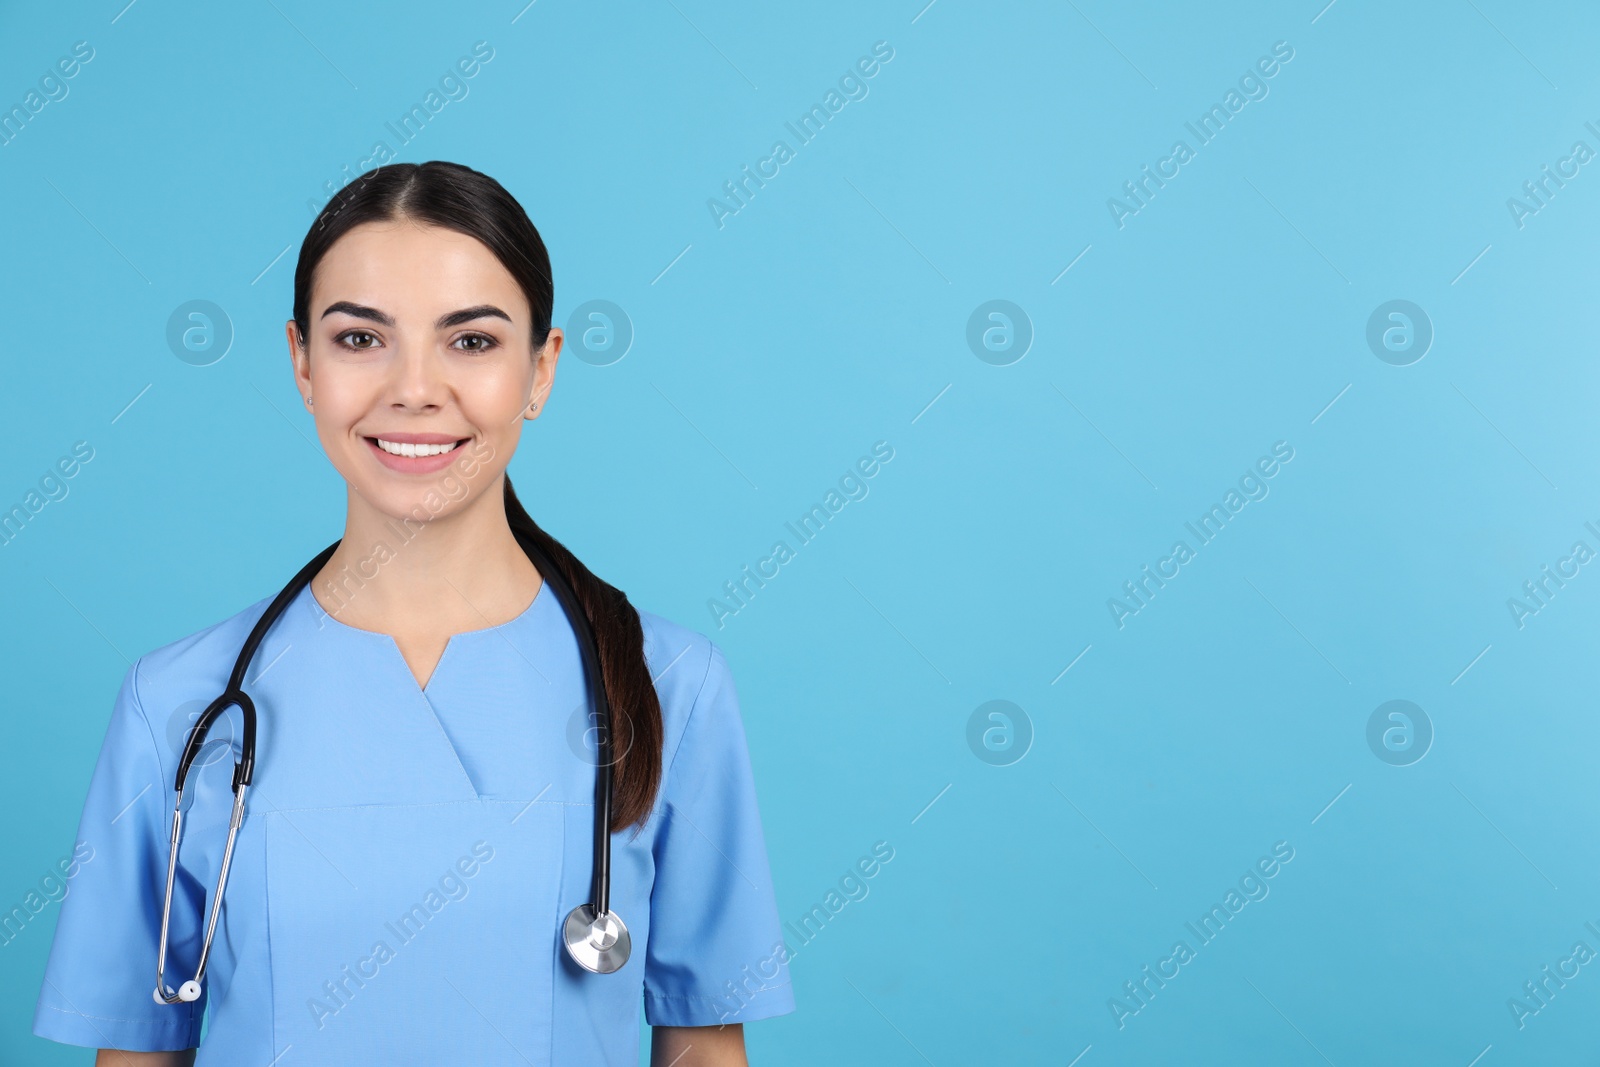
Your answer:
[311,476,540,632]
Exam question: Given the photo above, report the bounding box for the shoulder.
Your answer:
[636,607,724,711]
[129,590,278,723]
[82,591,279,793]
[635,607,736,766]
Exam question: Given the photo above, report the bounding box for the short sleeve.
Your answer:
[643,643,796,1027]
[32,658,206,1052]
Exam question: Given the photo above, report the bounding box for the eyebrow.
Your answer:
[319,301,514,329]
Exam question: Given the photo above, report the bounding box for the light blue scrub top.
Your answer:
[33,576,795,1063]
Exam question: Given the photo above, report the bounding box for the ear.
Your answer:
[285,320,313,407]
[524,327,563,421]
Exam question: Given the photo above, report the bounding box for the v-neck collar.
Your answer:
[295,576,549,697]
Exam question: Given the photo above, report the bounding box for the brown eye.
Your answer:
[455,332,498,354]
[335,330,379,351]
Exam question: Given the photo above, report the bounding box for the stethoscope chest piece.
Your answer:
[563,903,630,973]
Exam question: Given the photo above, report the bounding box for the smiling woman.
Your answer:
[33,161,794,1066]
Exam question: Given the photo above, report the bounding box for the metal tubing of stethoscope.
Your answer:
[153,795,185,1004]
[190,787,248,991]
[153,784,248,1005]
[593,732,612,918]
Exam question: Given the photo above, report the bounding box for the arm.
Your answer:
[651,1024,746,1067]
[642,644,794,1042]
[33,659,208,1054]
[95,1051,195,1067]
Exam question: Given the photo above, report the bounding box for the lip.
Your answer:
[366,432,462,444]
[363,433,471,474]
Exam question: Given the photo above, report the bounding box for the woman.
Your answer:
[32,161,794,1065]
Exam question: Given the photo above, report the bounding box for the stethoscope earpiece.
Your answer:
[151,979,202,1004]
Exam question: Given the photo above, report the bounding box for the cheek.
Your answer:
[463,362,537,427]
[309,359,381,420]
[307,388,373,452]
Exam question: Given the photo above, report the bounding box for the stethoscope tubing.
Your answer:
[510,529,614,917]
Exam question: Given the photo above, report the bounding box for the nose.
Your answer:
[386,337,449,412]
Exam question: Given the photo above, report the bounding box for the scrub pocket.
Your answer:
[259,798,564,1065]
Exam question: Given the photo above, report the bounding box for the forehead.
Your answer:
[313,219,528,323]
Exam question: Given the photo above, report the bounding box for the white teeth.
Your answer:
[374,438,461,458]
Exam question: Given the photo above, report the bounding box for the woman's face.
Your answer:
[285,218,560,523]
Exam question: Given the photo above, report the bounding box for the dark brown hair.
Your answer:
[291,160,662,832]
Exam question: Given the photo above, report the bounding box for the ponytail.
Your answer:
[504,476,663,832]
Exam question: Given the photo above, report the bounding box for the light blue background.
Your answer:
[4,0,1599,1063]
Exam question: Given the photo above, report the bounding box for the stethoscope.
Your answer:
[154,532,631,1006]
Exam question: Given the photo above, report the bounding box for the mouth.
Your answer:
[363,434,472,473]
[367,436,467,458]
